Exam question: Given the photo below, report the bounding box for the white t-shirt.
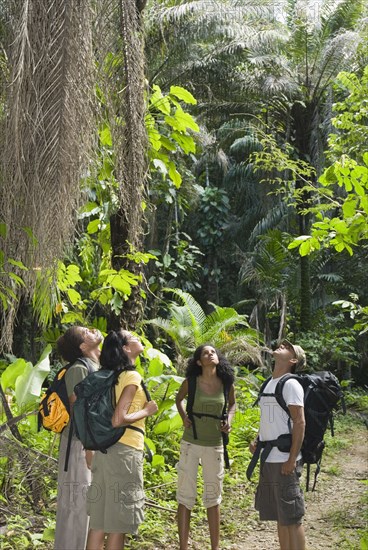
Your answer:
[259,375,304,462]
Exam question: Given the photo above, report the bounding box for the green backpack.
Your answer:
[72,369,150,452]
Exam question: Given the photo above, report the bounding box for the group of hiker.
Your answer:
[50,324,309,550]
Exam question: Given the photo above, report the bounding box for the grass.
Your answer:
[327,486,368,550]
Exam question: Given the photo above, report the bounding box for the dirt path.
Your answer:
[150,422,367,550]
[232,427,368,550]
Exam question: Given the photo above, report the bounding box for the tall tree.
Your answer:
[0,0,95,351]
[148,0,365,332]
[93,0,149,330]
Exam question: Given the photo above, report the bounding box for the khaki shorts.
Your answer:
[176,440,224,510]
[255,461,305,526]
[87,442,144,534]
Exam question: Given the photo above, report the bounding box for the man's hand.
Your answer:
[249,439,258,455]
[281,457,296,475]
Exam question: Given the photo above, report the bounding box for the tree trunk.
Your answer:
[109,0,148,329]
[291,102,315,332]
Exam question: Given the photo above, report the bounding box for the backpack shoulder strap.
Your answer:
[76,356,94,374]
[221,380,232,470]
[63,357,92,473]
[141,379,151,402]
[253,376,272,407]
[186,376,198,439]
[274,374,297,414]
[223,382,228,415]
[186,376,196,417]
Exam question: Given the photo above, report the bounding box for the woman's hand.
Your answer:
[183,414,192,428]
[144,400,158,417]
[85,450,94,470]
[220,420,231,433]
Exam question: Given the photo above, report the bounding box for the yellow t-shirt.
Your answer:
[115,370,146,450]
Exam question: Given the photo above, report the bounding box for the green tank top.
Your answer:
[183,384,225,447]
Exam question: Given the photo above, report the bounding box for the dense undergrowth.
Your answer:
[0,384,367,549]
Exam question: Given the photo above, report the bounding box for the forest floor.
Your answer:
[144,413,368,550]
[225,418,368,550]
[1,413,367,549]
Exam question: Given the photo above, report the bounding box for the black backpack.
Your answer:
[72,369,151,453]
[186,375,232,469]
[247,371,346,491]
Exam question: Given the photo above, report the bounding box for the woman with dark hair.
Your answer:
[86,329,158,550]
[175,344,236,550]
[55,326,103,550]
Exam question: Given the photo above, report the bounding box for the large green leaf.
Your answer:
[1,358,29,391]
[15,345,52,407]
[169,86,197,105]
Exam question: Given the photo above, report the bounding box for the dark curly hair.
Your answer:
[100,330,135,382]
[57,326,85,363]
[185,344,234,387]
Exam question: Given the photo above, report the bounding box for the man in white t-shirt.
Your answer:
[249,340,307,550]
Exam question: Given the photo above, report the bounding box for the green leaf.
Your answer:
[99,125,112,147]
[319,165,336,185]
[110,292,123,315]
[151,454,165,469]
[42,528,55,542]
[168,162,182,188]
[7,259,27,270]
[299,240,312,256]
[0,222,6,238]
[169,86,197,105]
[342,198,358,218]
[8,272,26,286]
[360,195,368,214]
[110,276,132,295]
[174,107,199,132]
[160,136,176,152]
[153,419,170,435]
[147,357,164,377]
[87,219,100,235]
[66,288,81,305]
[15,347,51,407]
[171,131,196,154]
[1,358,29,391]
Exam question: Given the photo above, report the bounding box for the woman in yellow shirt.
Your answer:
[86,329,158,550]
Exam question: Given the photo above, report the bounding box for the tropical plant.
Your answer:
[143,288,262,371]
[239,230,298,345]
[288,67,368,256]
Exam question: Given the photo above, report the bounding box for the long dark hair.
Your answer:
[100,330,135,381]
[185,344,235,387]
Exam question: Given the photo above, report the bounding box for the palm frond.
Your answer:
[247,203,288,246]
[320,0,364,37]
[202,305,250,341]
[164,288,207,328]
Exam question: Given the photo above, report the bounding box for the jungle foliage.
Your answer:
[0,0,368,547]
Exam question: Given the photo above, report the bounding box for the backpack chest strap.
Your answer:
[246,433,292,481]
[192,411,223,420]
